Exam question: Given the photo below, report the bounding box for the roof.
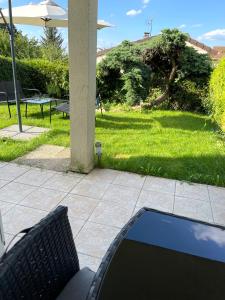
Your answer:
[97,35,224,61]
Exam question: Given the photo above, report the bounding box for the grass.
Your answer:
[1,103,225,187]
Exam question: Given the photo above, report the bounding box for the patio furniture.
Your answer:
[0,80,41,118]
[0,206,95,300]
[88,208,225,300]
[55,94,103,118]
[24,97,63,123]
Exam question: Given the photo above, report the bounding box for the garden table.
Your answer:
[88,208,225,300]
[23,98,63,123]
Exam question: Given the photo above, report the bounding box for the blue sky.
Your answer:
[1,0,225,49]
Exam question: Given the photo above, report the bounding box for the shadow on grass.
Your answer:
[153,114,214,131]
[102,154,225,187]
[96,115,153,130]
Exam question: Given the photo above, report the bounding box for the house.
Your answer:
[97,33,224,63]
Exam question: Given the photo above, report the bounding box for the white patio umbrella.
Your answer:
[0,0,111,29]
[0,0,111,132]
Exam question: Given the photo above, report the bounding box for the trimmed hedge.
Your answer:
[0,56,69,97]
[210,57,225,131]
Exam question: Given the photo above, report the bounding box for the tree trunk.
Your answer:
[145,59,178,109]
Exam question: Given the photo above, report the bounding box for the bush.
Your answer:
[0,56,69,97]
[169,80,209,112]
[210,57,225,131]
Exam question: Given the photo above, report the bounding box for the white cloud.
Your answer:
[142,0,150,9]
[126,9,142,17]
[199,29,225,41]
[179,24,187,29]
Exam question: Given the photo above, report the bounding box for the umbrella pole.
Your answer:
[8,0,22,132]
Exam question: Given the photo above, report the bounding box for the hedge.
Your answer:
[0,56,69,97]
[210,57,225,131]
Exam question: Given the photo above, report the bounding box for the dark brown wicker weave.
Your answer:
[0,206,79,300]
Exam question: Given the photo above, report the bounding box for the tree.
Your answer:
[41,27,65,61]
[97,41,151,105]
[41,27,63,48]
[0,29,41,59]
[142,29,188,108]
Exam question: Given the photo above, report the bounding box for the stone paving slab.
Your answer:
[0,162,225,272]
[14,145,70,172]
[0,125,49,141]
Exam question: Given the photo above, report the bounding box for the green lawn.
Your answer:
[1,103,225,187]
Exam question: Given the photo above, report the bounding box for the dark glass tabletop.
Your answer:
[90,209,225,300]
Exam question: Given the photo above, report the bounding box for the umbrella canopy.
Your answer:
[0,0,111,29]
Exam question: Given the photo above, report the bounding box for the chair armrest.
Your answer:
[0,92,8,101]
[23,88,41,96]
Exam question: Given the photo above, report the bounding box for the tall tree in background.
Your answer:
[41,27,65,61]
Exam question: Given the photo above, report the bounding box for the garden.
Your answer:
[0,28,225,187]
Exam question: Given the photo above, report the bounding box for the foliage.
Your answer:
[0,29,41,59]
[143,29,212,110]
[97,41,151,105]
[0,56,69,97]
[210,57,225,131]
[169,80,209,112]
[41,27,65,62]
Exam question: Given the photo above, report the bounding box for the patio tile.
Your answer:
[0,179,9,189]
[211,203,225,226]
[0,182,36,204]
[15,168,56,186]
[173,196,213,223]
[102,184,140,206]
[68,217,85,239]
[143,176,176,194]
[137,190,174,213]
[0,200,15,215]
[1,125,32,132]
[0,163,30,181]
[26,127,49,134]
[41,172,83,192]
[78,253,101,272]
[86,168,121,183]
[75,222,119,258]
[12,132,40,141]
[0,131,17,138]
[61,194,99,221]
[3,205,47,235]
[70,179,109,200]
[89,201,134,228]
[113,172,146,189]
[208,186,225,207]
[0,162,8,168]
[175,181,209,201]
[19,188,66,211]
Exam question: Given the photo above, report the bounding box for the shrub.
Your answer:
[210,57,225,131]
[169,80,209,112]
[0,56,69,97]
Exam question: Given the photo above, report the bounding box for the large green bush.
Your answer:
[210,57,225,131]
[0,56,69,97]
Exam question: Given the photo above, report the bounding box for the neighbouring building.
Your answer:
[97,33,225,63]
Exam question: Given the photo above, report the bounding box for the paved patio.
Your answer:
[0,125,49,141]
[0,161,225,271]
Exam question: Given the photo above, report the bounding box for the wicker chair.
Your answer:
[0,206,95,300]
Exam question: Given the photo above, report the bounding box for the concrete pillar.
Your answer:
[68,0,98,173]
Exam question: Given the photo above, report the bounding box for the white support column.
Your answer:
[68,0,98,173]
